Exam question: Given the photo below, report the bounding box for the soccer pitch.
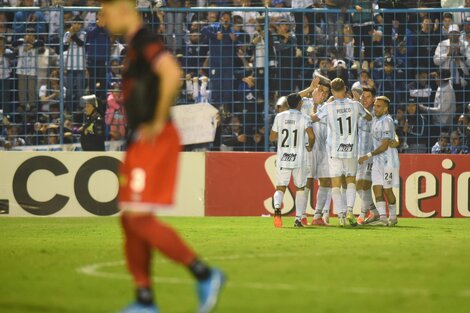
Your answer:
[0,217,469,313]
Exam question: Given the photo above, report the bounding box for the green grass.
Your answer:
[1,217,469,313]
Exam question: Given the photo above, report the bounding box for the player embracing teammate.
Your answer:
[270,77,400,228]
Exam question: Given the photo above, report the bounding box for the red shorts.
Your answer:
[119,122,181,212]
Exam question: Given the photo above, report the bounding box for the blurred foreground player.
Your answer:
[100,1,225,312]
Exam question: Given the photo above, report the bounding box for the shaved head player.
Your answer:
[100,1,225,313]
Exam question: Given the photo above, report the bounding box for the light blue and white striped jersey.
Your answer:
[358,116,373,156]
[372,114,400,168]
[301,98,314,168]
[312,102,328,153]
[272,109,312,168]
[316,98,367,158]
[63,30,87,71]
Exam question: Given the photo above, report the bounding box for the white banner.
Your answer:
[171,103,219,145]
[0,152,205,217]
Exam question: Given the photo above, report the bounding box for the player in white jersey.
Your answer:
[270,93,315,228]
[294,75,331,226]
[354,87,381,225]
[359,96,400,226]
[311,78,372,227]
[305,76,333,226]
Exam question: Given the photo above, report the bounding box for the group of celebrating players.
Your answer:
[270,74,401,228]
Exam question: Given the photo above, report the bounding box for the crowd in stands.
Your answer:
[0,0,469,153]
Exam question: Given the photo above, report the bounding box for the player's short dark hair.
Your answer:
[330,78,345,92]
[286,93,301,109]
[315,74,331,88]
[362,86,376,97]
[376,95,391,106]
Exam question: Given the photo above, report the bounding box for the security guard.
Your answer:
[79,95,105,151]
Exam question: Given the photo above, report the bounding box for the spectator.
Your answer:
[251,16,277,99]
[38,69,66,117]
[394,105,409,152]
[63,15,86,114]
[79,95,105,151]
[457,113,470,145]
[434,24,470,112]
[351,70,375,90]
[454,0,470,27]
[449,130,469,153]
[108,57,122,86]
[13,0,46,40]
[82,0,98,29]
[165,0,185,53]
[0,13,13,46]
[374,56,405,104]
[105,82,127,141]
[419,70,456,132]
[406,97,429,152]
[441,12,454,38]
[330,59,349,86]
[14,28,44,112]
[86,10,110,101]
[325,0,350,58]
[460,16,470,44]
[232,0,258,40]
[314,55,332,78]
[221,114,247,151]
[273,18,300,95]
[44,0,63,49]
[0,36,14,115]
[268,0,296,29]
[408,70,433,106]
[431,134,450,154]
[183,27,209,79]
[416,16,440,72]
[201,12,237,108]
[351,0,375,72]
[291,0,318,48]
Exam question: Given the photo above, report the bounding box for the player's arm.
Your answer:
[389,133,400,148]
[269,130,278,142]
[359,138,390,164]
[362,105,373,121]
[298,77,320,98]
[144,52,182,138]
[306,127,315,152]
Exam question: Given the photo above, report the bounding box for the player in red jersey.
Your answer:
[100,1,225,312]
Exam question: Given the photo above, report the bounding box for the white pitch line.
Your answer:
[76,258,470,298]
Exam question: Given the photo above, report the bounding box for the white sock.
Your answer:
[341,188,347,213]
[332,187,345,217]
[359,189,373,218]
[346,183,356,213]
[389,203,397,219]
[376,201,387,218]
[314,186,329,218]
[295,190,307,220]
[200,78,208,98]
[302,187,310,218]
[274,190,284,210]
[186,78,194,96]
[323,189,331,215]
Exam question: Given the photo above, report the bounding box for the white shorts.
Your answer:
[356,158,373,181]
[372,164,400,189]
[313,149,330,179]
[306,150,314,179]
[328,157,358,178]
[276,166,308,188]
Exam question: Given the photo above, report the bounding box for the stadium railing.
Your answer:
[0,6,469,153]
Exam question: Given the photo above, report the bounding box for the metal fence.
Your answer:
[1,6,470,153]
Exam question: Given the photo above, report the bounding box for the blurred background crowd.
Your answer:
[0,0,469,153]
